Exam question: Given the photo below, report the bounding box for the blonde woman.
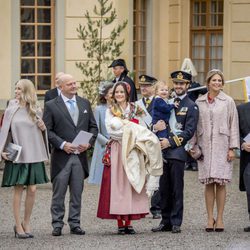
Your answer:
[191,69,239,232]
[0,79,49,239]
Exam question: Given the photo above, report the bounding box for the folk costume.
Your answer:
[97,102,162,226]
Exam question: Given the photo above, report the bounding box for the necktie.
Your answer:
[145,98,151,108]
[67,99,75,116]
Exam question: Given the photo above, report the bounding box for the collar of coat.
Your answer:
[197,90,227,102]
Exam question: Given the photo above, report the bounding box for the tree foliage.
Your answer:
[76,0,128,106]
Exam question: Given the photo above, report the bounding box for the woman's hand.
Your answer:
[1,152,9,160]
[227,149,235,162]
[189,149,196,158]
[36,117,46,131]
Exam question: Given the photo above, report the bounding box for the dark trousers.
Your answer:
[160,159,185,226]
[51,155,85,229]
[150,190,161,215]
[243,163,250,217]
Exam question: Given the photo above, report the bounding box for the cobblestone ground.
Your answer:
[0,160,250,250]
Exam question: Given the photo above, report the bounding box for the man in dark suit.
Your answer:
[152,70,199,233]
[43,74,98,237]
[44,72,64,103]
[237,101,250,232]
[136,74,161,219]
[109,59,137,102]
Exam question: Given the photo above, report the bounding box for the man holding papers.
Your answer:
[43,74,98,236]
[237,102,250,232]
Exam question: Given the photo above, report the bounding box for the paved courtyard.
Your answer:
[0,160,250,250]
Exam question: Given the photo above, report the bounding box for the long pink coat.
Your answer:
[195,91,239,183]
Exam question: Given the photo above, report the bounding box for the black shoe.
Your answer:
[125,226,136,234]
[117,227,125,235]
[191,164,198,171]
[185,164,192,171]
[152,213,161,219]
[152,224,172,232]
[52,227,62,236]
[13,226,29,239]
[244,226,250,232]
[70,226,85,235]
[172,225,181,233]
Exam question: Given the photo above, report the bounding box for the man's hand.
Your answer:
[242,142,250,152]
[154,120,166,132]
[77,143,90,153]
[160,138,170,150]
[63,143,77,154]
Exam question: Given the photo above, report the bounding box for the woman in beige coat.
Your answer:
[191,69,239,232]
[0,79,49,238]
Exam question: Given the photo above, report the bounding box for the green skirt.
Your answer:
[1,161,49,187]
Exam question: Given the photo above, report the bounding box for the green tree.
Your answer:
[76,0,128,106]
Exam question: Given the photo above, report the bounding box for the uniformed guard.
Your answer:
[108,59,137,102]
[136,74,161,219]
[152,70,199,233]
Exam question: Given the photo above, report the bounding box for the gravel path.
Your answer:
[0,160,249,250]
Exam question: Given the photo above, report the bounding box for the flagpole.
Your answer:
[188,76,250,92]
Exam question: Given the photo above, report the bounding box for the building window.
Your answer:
[133,0,147,87]
[20,0,55,94]
[191,0,223,84]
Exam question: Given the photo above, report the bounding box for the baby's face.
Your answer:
[157,85,169,99]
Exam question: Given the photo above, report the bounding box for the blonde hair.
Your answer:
[154,80,168,95]
[16,79,39,121]
[205,69,225,87]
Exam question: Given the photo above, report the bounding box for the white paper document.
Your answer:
[244,133,250,143]
[72,130,93,146]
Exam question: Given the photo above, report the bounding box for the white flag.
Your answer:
[243,77,250,102]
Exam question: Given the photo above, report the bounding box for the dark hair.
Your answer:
[112,81,130,103]
[99,84,114,104]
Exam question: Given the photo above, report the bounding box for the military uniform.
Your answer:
[109,59,137,102]
[136,75,161,218]
[153,71,199,233]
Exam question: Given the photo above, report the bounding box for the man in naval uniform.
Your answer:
[135,74,161,219]
[152,70,199,233]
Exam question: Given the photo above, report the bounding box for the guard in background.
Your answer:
[136,74,161,219]
[109,59,137,102]
[152,70,199,233]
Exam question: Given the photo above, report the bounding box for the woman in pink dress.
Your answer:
[97,81,149,234]
[190,69,239,232]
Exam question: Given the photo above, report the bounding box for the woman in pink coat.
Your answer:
[191,69,239,232]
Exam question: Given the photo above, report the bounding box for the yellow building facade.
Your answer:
[0,0,250,110]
